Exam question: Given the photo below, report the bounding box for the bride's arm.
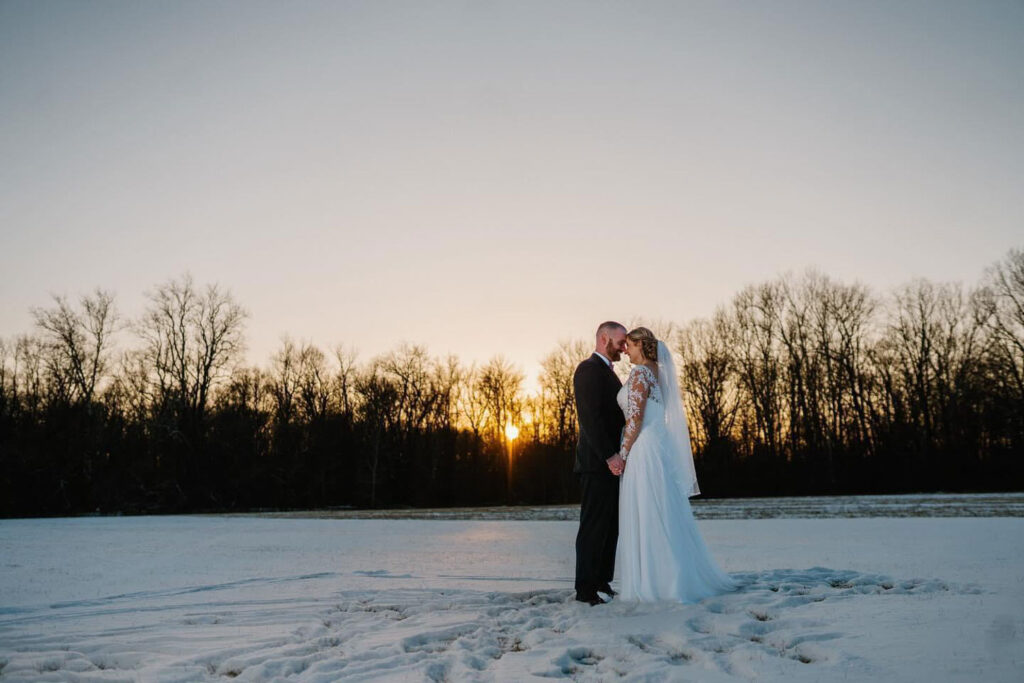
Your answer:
[619,368,651,460]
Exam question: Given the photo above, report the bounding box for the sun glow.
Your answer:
[504,424,520,441]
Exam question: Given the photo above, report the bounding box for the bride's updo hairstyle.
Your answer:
[627,327,658,361]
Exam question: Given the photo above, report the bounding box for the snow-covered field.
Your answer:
[1,512,1022,681]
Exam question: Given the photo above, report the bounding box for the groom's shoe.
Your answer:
[575,591,606,606]
[597,583,617,597]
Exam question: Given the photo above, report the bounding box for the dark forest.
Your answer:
[2,248,1022,517]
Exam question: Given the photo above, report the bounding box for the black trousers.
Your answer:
[575,472,619,593]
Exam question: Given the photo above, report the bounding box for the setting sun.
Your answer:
[504,424,520,441]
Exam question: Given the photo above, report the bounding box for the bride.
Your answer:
[613,326,739,603]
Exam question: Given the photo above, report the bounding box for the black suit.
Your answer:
[572,353,626,596]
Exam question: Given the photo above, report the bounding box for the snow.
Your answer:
[242,492,1024,521]
[1,513,1022,681]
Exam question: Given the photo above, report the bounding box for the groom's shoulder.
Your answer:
[574,354,600,376]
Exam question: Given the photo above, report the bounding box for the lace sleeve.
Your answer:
[620,366,654,460]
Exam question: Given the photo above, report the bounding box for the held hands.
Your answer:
[606,453,626,476]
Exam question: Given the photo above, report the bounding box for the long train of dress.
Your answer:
[615,366,739,603]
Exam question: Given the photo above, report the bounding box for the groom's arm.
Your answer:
[573,364,619,469]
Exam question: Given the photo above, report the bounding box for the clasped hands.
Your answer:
[606,452,626,476]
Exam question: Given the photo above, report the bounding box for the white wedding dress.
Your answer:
[614,353,739,603]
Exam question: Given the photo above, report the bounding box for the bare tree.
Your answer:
[137,274,247,425]
[886,279,943,442]
[0,337,18,420]
[930,283,985,429]
[779,272,878,462]
[268,337,301,425]
[538,339,587,448]
[677,311,740,453]
[333,344,359,420]
[12,334,46,416]
[380,344,439,440]
[429,353,465,432]
[106,348,155,425]
[32,289,118,405]
[456,364,489,440]
[731,281,785,458]
[475,355,524,501]
[297,343,333,423]
[354,358,400,506]
[217,365,271,417]
[823,277,878,452]
[979,248,1024,404]
[476,355,524,441]
[0,337,10,410]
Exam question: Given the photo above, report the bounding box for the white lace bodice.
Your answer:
[616,364,663,458]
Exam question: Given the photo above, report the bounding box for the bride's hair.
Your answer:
[626,327,658,361]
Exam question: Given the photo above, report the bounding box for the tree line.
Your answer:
[1,248,1022,517]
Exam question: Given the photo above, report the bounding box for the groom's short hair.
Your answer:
[596,321,626,338]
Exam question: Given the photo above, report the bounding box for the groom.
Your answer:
[572,321,628,605]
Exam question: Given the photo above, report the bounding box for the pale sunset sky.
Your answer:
[1,0,1022,389]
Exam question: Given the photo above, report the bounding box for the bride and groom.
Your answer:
[573,321,738,605]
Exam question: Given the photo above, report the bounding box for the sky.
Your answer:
[1,0,1022,390]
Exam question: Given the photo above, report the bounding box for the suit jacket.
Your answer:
[573,353,626,473]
